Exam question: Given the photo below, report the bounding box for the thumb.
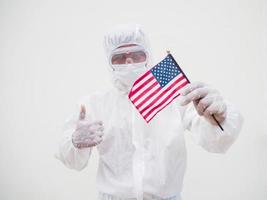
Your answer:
[79,104,86,120]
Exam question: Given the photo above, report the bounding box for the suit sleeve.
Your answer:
[181,101,243,153]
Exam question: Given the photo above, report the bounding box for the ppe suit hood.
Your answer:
[103,24,152,94]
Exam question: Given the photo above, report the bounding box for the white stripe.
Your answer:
[130,78,157,101]
[141,78,187,116]
[132,83,161,106]
[137,74,185,111]
[131,73,154,92]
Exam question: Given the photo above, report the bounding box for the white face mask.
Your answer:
[111,61,147,94]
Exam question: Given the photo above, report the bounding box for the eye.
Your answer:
[132,51,146,62]
[111,54,126,64]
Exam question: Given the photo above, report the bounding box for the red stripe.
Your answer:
[128,71,151,97]
[134,70,151,85]
[132,81,159,104]
[139,76,186,114]
[136,86,162,110]
[146,94,181,123]
[143,80,189,120]
[130,76,155,97]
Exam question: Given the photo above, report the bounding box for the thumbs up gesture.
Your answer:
[72,105,104,149]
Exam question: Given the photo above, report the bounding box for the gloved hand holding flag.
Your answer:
[128,53,224,131]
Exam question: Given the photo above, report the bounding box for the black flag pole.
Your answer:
[167,50,224,131]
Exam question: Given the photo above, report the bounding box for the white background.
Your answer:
[0,0,266,199]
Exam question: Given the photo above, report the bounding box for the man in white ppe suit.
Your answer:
[55,24,243,200]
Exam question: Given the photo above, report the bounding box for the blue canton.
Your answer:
[151,55,181,88]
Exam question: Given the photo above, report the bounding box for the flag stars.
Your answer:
[151,56,181,87]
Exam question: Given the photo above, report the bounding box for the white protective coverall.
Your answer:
[55,24,243,200]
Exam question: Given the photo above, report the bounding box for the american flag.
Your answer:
[128,54,190,123]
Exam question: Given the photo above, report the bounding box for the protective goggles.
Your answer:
[110,45,147,65]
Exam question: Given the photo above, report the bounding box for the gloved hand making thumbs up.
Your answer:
[72,104,104,149]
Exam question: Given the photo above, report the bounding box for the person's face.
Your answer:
[111,44,147,65]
